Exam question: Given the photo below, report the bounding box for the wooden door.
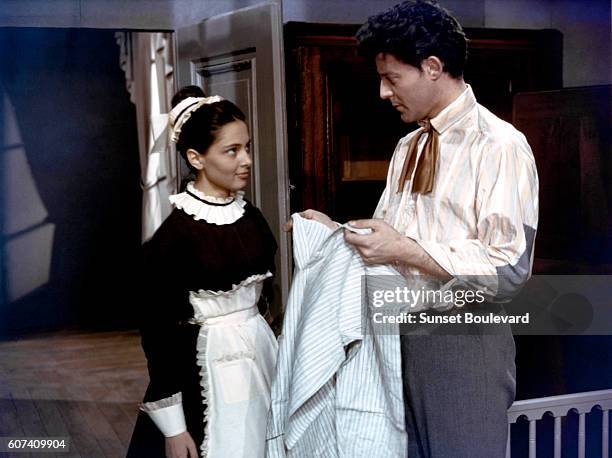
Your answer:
[176,2,290,310]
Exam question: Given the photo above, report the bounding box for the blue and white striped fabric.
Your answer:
[265,214,407,458]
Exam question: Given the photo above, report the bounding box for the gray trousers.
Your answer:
[400,329,516,458]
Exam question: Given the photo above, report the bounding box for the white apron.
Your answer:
[190,273,278,458]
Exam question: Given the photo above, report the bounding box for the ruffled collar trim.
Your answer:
[169,182,246,225]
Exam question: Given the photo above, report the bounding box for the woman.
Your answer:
[127,91,278,458]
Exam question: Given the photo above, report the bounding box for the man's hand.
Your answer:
[284,209,337,232]
[344,219,452,280]
[165,431,198,458]
[343,219,405,264]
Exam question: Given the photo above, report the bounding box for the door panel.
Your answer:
[195,54,259,202]
[177,2,290,311]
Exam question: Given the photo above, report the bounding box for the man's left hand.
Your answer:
[343,219,405,265]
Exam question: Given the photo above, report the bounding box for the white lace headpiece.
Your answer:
[169,95,224,143]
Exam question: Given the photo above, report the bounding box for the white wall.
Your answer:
[281,0,485,27]
[282,0,611,88]
[483,0,611,87]
[0,0,609,87]
[0,0,172,29]
[551,0,611,87]
[0,0,280,29]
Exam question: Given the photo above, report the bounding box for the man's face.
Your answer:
[375,52,435,123]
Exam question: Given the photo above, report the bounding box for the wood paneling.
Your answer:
[513,85,612,272]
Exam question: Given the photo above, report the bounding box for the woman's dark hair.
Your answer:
[171,85,206,108]
[171,87,247,174]
[356,0,467,79]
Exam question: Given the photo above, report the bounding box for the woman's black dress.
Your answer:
[126,186,277,458]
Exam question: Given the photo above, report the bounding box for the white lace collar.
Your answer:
[169,182,247,225]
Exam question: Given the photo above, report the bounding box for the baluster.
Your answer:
[578,412,585,458]
[553,416,561,458]
[506,423,511,458]
[603,409,609,458]
[529,419,537,458]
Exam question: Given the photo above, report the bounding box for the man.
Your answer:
[302,1,538,456]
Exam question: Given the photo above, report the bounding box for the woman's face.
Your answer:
[190,120,252,197]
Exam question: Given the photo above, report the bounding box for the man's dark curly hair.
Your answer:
[356,0,467,79]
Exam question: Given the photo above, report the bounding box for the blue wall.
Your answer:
[0,28,141,335]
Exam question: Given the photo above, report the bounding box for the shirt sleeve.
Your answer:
[138,226,190,436]
[416,134,539,301]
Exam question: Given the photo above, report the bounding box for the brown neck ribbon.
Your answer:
[396,119,439,194]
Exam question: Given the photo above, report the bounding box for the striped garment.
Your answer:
[376,85,539,299]
[265,214,407,458]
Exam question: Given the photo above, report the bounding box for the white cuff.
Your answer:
[140,393,187,437]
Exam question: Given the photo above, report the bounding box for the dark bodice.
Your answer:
[140,200,277,323]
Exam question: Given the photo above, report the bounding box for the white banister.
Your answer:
[508,389,612,458]
[509,389,612,423]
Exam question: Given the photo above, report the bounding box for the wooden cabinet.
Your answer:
[513,85,612,272]
[284,22,563,222]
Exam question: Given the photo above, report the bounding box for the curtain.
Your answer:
[115,31,176,242]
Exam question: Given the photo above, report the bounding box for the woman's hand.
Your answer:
[284,209,337,232]
[165,431,198,458]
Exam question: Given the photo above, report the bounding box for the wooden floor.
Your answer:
[0,330,148,457]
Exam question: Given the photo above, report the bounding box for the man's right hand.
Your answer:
[284,209,337,232]
[165,431,198,458]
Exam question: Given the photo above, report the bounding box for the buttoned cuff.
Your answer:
[140,392,187,437]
